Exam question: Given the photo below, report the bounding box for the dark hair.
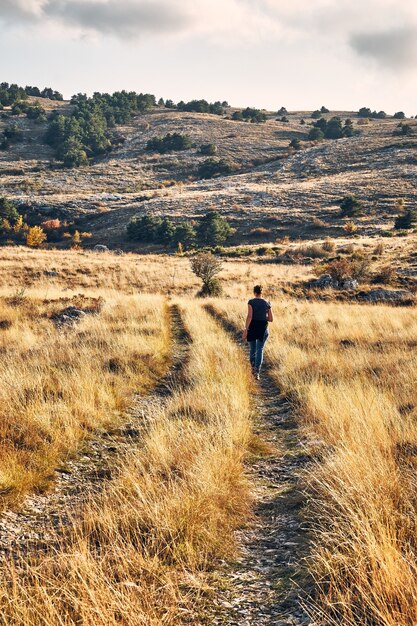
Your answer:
[253,285,263,295]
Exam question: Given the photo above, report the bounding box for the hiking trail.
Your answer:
[204,306,314,626]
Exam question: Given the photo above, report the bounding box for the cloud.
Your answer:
[350,26,417,68]
[0,0,282,42]
[44,0,190,39]
[0,0,44,22]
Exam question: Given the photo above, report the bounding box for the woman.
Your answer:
[242,285,273,379]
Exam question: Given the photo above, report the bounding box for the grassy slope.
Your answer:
[1,100,416,246]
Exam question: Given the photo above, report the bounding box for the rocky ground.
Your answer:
[1,100,416,247]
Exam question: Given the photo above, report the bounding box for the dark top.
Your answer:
[247,298,271,342]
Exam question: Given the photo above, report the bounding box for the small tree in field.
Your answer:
[340,195,363,217]
[26,226,47,248]
[190,252,223,297]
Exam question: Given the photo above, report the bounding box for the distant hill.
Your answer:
[0,92,416,248]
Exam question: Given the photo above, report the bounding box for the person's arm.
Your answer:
[242,304,253,340]
[267,306,273,322]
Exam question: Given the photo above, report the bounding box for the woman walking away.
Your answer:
[242,285,273,380]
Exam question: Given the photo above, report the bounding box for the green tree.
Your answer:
[173,221,196,248]
[340,195,363,217]
[157,218,176,246]
[197,211,234,246]
[0,197,19,224]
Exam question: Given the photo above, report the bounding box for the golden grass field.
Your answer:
[0,245,416,625]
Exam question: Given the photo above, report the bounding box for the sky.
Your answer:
[0,0,416,114]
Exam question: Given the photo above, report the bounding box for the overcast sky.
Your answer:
[0,0,416,113]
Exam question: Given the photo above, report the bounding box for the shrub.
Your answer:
[394,111,406,119]
[308,127,325,141]
[321,106,330,113]
[177,100,225,115]
[200,143,217,156]
[395,210,416,229]
[146,133,192,153]
[372,265,397,285]
[232,110,244,121]
[358,107,387,119]
[324,255,370,283]
[339,196,363,217]
[234,108,266,123]
[322,238,336,253]
[343,221,358,234]
[289,138,301,150]
[190,252,223,297]
[26,226,47,248]
[311,110,322,119]
[198,158,232,179]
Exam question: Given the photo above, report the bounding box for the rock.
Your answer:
[359,288,414,303]
[311,274,338,289]
[52,306,88,327]
[341,278,358,290]
[93,244,109,253]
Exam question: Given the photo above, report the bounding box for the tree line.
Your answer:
[127,210,234,249]
[45,91,156,167]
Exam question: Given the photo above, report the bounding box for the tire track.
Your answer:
[0,303,190,557]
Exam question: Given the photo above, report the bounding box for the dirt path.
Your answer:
[0,303,190,557]
[204,307,313,626]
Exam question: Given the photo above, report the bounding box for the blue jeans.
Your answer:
[249,333,268,372]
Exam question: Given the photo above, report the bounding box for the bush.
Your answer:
[322,238,336,253]
[321,106,330,113]
[277,107,288,115]
[308,127,325,141]
[200,143,217,156]
[198,158,232,179]
[197,211,234,247]
[190,252,223,297]
[394,111,406,119]
[26,226,47,248]
[177,100,225,115]
[233,108,266,123]
[311,110,322,119]
[289,138,301,150]
[324,255,370,283]
[395,210,416,229]
[339,196,363,217]
[358,107,387,119]
[146,132,193,153]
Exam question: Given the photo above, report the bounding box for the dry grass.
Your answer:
[1,244,417,624]
[0,292,170,503]
[0,301,253,625]
[213,298,417,625]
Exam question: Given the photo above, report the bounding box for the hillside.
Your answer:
[1,98,416,249]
